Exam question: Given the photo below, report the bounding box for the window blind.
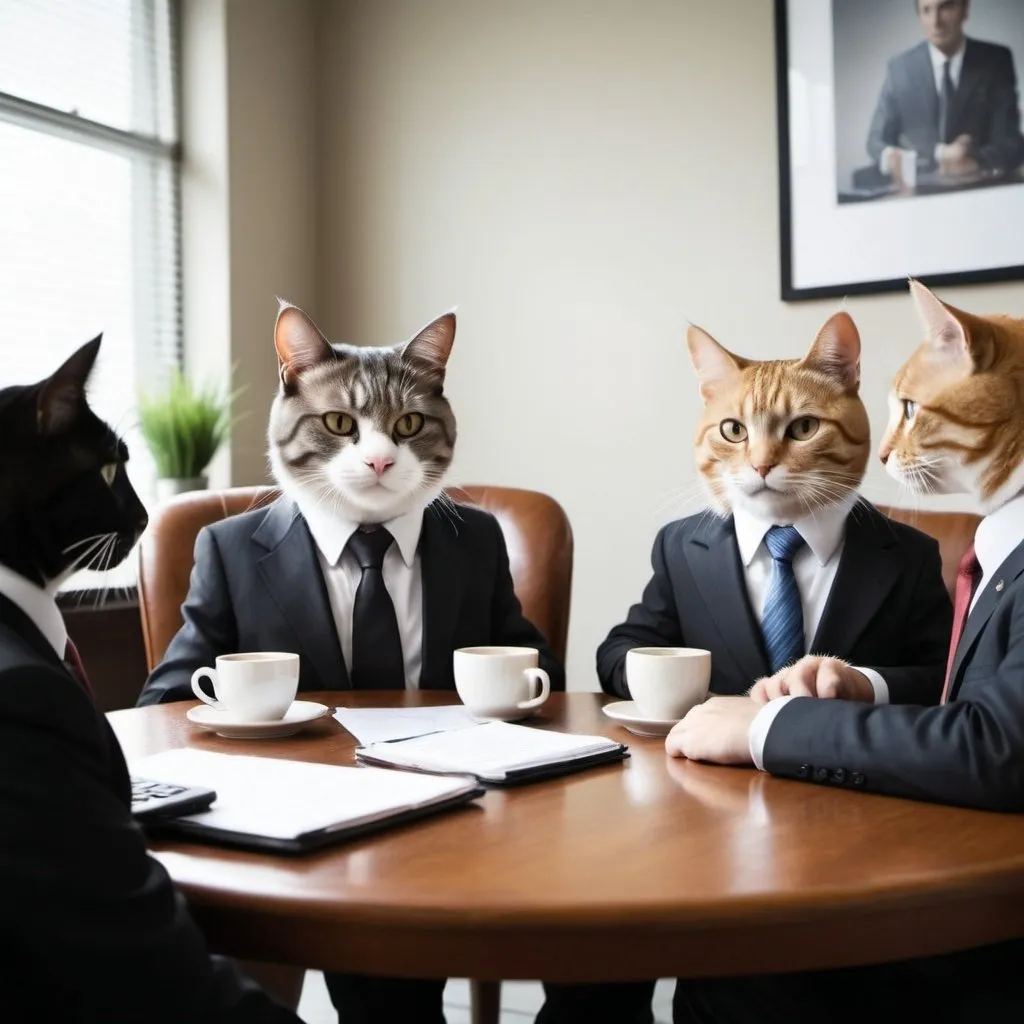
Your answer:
[0,0,182,588]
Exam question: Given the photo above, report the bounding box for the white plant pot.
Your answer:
[156,477,208,502]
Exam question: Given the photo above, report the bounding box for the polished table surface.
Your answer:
[110,692,1024,981]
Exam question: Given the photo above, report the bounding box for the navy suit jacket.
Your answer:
[867,39,1024,173]
[138,497,564,704]
[598,502,951,706]
[766,537,1024,811]
[0,594,299,1023]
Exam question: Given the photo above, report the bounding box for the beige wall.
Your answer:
[192,0,1023,685]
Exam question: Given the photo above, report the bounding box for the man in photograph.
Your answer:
[867,0,1024,186]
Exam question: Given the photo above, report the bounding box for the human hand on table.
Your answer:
[748,656,874,705]
[664,696,758,766]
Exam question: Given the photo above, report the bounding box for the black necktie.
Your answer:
[347,527,406,689]
[939,59,955,144]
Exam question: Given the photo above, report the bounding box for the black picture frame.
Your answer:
[774,0,1024,302]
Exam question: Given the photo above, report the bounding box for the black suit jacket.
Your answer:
[0,595,298,1023]
[597,502,951,705]
[766,538,1024,812]
[138,498,564,704]
[867,39,1024,173]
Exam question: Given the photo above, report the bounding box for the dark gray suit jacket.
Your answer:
[867,39,1024,174]
[138,497,563,704]
[766,538,1024,812]
[0,595,299,1023]
[597,502,951,706]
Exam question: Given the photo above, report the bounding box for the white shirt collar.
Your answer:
[733,496,855,569]
[0,564,68,658]
[974,492,1024,584]
[929,41,966,86]
[300,501,424,568]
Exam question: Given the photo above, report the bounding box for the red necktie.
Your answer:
[64,637,94,698]
[941,544,980,704]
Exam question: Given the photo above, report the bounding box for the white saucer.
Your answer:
[602,700,679,738]
[186,700,330,739]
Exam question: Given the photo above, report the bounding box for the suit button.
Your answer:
[831,768,846,785]
[813,767,829,783]
[851,772,866,787]
[796,764,810,779]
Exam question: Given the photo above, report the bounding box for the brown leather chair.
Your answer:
[138,484,573,672]
[137,484,572,1022]
[876,505,981,601]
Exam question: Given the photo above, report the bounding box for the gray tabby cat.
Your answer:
[268,303,457,523]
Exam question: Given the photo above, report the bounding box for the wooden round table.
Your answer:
[109,691,1024,982]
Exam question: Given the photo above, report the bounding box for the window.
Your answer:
[0,0,181,588]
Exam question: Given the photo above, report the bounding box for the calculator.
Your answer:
[130,777,217,821]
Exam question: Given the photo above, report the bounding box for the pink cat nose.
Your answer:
[366,456,394,476]
[754,463,776,479]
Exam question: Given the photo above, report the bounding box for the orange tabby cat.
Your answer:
[688,311,871,521]
[880,280,1024,511]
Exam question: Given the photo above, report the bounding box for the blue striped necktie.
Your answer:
[761,525,807,674]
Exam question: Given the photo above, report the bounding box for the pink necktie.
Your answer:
[941,544,980,704]
[64,637,93,698]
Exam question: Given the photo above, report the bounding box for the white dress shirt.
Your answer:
[0,563,67,658]
[739,499,889,770]
[299,501,425,689]
[971,492,1024,613]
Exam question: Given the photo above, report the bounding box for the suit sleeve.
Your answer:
[0,669,299,1023]
[867,61,901,164]
[137,527,239,706]
[861,535,951,706]
[596,526,684,699]
[975,49,1024,173]
[764,589,1024,811]
[487,514,566,691]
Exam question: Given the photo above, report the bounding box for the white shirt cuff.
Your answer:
[880,145,897,174]
[748,696,797,772]
[852,666,889,704]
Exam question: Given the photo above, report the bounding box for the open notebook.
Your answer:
[129,748,484,853]
[355,721,628,784]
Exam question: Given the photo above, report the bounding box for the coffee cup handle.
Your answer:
[191,667,220,708]
[517,668,550,710]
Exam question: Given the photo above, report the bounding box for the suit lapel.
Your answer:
[912,42,940,142]
[685,516,769,683]
[949,40,983,135]
[419,505,466,686]
[253,499,349,690]
[811,503,902,655]
[949,539,1024,698]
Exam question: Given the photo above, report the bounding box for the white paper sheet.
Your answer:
[130,748,477,840]
[332,704,478,745]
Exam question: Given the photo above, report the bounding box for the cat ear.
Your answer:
[801,312,861,394]
[274,301,333,388]
[686,325,744,401]
[909,279,993,371]
[38,335,101,435]
[402,311,456,375]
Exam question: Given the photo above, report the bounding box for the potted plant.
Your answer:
[138,371,234,502]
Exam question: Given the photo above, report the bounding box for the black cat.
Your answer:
[0,336,148,586]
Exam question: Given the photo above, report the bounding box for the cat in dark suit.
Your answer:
[137,304,563,1024]
[0,338,299,1022]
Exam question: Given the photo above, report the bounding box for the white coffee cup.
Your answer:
[626,647,711,721]
[190,652,300,722]
[453,646,551,721]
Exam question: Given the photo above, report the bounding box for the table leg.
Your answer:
[470,979,501,1024]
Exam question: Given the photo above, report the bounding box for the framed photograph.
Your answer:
[775,0,1024,300]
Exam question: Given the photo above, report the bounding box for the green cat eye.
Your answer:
[786,416,820,441]
[100,463,118,486]
[394,412,425,439]
[720,419,747,443]
[323,412,356,436]
[903,400,917,421]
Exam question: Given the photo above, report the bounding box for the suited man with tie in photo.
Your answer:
[867,0,1024,185]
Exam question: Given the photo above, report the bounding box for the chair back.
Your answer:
[876,505,981,601]
[138,484,573,672]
